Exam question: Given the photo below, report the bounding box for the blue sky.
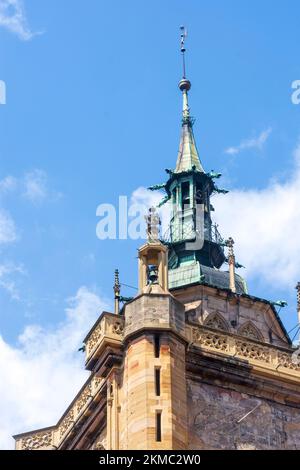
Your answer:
[1,0,300,448]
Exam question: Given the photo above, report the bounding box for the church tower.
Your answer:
[14,31,300,451]
[149,40,245,294]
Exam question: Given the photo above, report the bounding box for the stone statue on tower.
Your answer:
[145,207,161,243]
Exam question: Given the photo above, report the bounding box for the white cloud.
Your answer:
[0,209,17,244]
[0,169,61,205]
[0,0,35,41]
[0,176,17,194]
[0,195,21,299]
[23,169,48,204]
[214,141,300,287]
[225,127,272,155]
[0,262,25,299]
[0,169,61,300]
[22,169,62,205]
[130,140,300,289]
[0,286,109,449]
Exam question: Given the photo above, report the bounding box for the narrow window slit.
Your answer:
[155,368,161,396]
[156,412,162,442]
[154,334,160,358]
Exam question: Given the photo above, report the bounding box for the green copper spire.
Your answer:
[174,29,204,174]
[153,28,247,295]
[175,80,204,173]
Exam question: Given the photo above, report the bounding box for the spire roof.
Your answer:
[175,28,204,174]
[174,80,204,174]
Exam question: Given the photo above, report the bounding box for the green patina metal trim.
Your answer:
[119,295,134,303]
[148,183,166,191]
[157,195,170,207]
[213,185,229,194]
[165,169,215,198]
[208,171,222,179]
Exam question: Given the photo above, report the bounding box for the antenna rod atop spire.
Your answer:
[180,26,187,79]
[178,26,192,122]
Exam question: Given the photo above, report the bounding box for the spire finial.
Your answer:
[179,26,191,91]
[114,269,120,315]
[179,26,191,121]
[180,25,187,79]
[226,237,236,293]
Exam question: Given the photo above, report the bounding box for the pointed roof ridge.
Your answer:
[174,80,205,174]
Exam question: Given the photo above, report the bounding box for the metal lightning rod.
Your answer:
[180,25,188,79]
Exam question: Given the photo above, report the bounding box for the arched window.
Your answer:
[204,312,229,332]
[238,321,264,342]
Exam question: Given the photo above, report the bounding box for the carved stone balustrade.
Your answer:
[14,375,104,450]
[187,325,300,380]
[84,313,124,370]
[15,312,124,451]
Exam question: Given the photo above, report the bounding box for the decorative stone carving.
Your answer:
[77,384,92,413]
[238,322,263,342]
[193,329,228,352]
[191,325,300,373]
[87,323,103,356]
[112,321,124,335]
[236,341,270,363]
[204,312,229,332]
[92,376,103,390]
[59,410,74,438]
[21,431,52,450]
[278,352,300,371]
[85,314,124,365]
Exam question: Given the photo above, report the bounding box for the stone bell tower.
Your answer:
[118,208,187,449]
